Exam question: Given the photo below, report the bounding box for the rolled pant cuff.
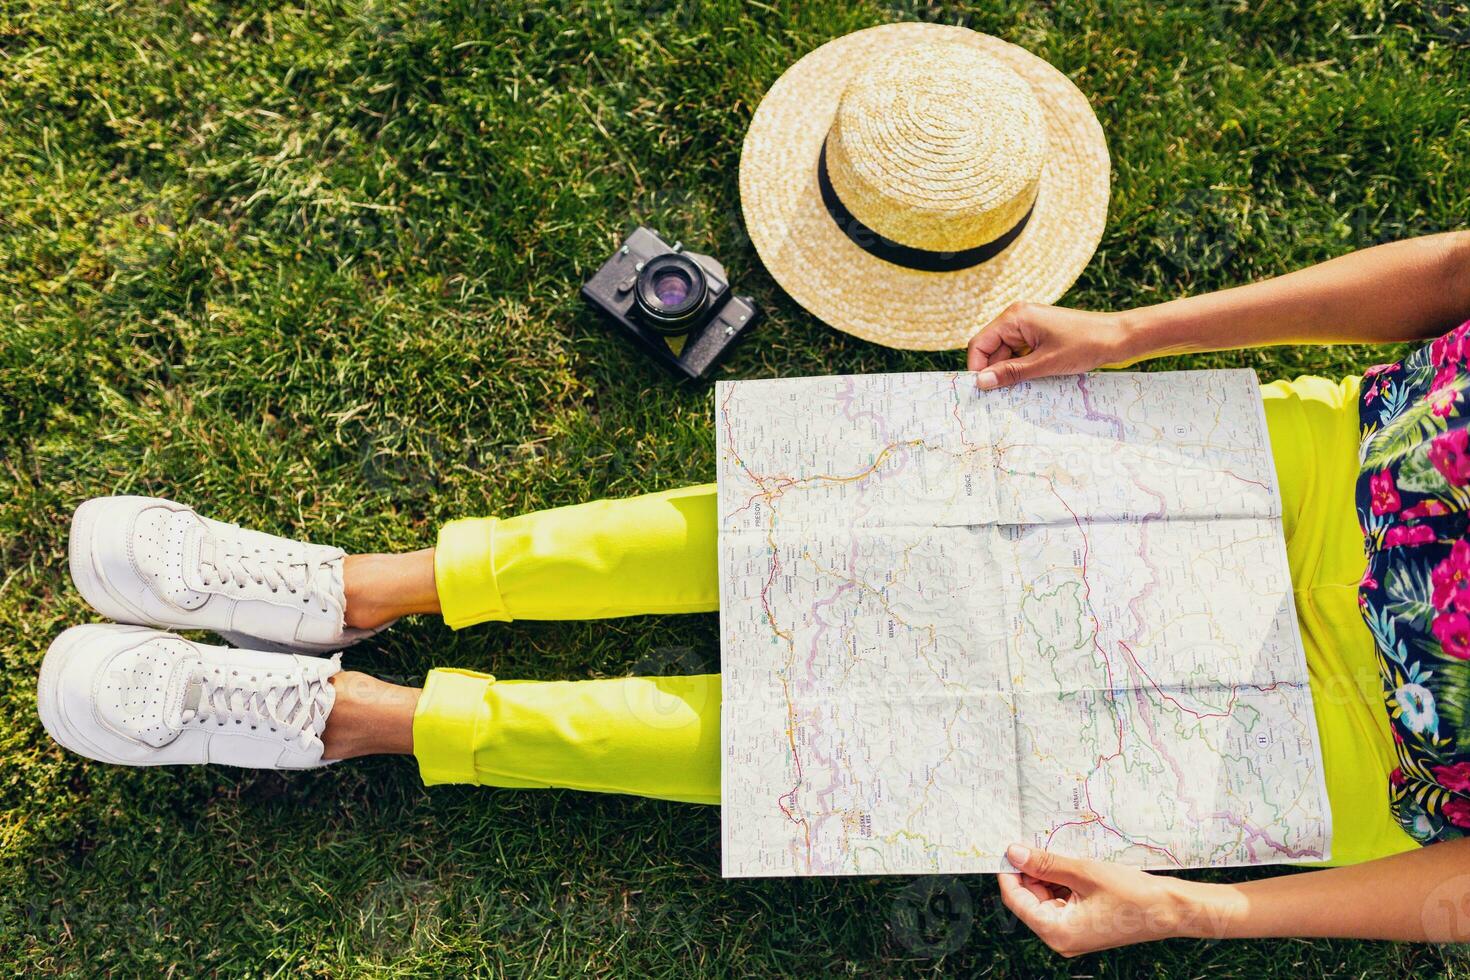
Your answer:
[435,516,510,629]
[413,668,494,785]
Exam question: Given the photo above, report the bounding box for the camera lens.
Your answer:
[652,270,691,306]
[634,253,708,335]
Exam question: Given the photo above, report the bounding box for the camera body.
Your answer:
[581,227,760,380]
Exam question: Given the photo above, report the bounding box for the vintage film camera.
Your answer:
[582,227,760,380]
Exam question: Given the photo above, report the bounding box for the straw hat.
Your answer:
[739,23,1110,351]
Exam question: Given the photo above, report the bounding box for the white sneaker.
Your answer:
[38,624,341,769]
[69,495,387,654]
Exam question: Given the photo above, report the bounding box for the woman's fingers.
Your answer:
[1006,843,1092,890]
[967,302,1129,385]
[966,303,1034,371]
[967,329,1009,366]
[998,844,1094,935]
[969,303,1063,387]
[976,351,1053,390]
[967,326,1008,371]
[1017,872,1060,903]
[999,871,1084,956]
[997,871,1057,925]
[970,343,1016,371]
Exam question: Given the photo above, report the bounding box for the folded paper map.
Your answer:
[716,370,1332,877]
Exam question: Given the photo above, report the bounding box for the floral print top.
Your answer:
[1358,319,1470,844]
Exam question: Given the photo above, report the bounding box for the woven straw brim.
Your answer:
[740,23,1110,351]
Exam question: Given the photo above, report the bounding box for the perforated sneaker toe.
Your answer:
[37,624,341,769]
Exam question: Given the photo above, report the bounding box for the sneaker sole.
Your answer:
[37,624,167,767]
[216,629,322,655]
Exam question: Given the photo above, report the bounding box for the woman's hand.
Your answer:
[966,303,1135,389]
[997,844,1219,956]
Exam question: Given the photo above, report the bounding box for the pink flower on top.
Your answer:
[1432,540,1470,610]
[1429,428,1470,486]
[1384,523,1436,548]
[1370,469,1402,514]
[1402,499,1451,521]
[1365,362,1399,378]
[1433,762,1470,794]
[1433,611,1470,660]
[1434,366,1461,392]
[1431,322,1470,368]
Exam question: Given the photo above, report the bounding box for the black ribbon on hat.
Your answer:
[817,139,1034,273]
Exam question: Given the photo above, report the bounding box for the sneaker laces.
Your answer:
[199,532,334,615]
[182,654,340,751]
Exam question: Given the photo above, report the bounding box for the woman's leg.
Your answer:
[319,667,722,803]
[39,622,720,802]
[332,484,724,802]
[342,484,718,630]
[66,487,714,644]
[339,481,717,628]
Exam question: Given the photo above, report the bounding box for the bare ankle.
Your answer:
[343,550,440,629]
[342,555,390,629]
[322,671,420,760]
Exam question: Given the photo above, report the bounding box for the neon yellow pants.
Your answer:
[413,380,1418,864]
[418,485,723,803]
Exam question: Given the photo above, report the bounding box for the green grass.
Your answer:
[2,0,1469,974]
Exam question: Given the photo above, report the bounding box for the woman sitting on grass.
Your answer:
[37,232,1470,954]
